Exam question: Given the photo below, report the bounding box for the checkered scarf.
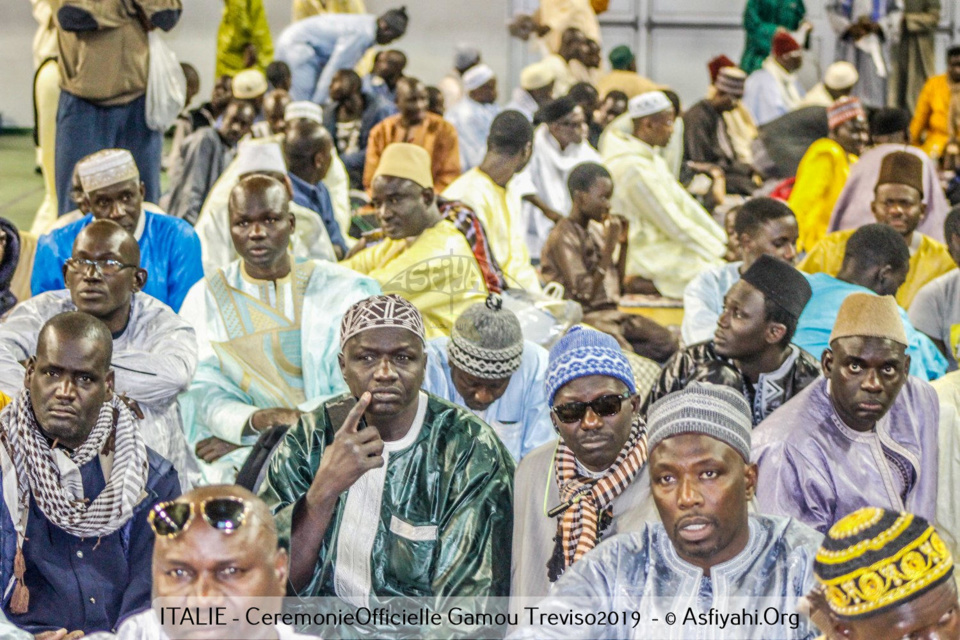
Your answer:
[548,418,647,581]
[0,390,148,612]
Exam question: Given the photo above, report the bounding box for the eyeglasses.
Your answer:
[65,257,138,277]
[148,497,250,538]
[552,391,632,424]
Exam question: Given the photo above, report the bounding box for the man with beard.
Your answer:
[0,312,180,634]
[644,255,819,426]
[259,294,514,636]
[33,149,203,312]
[509,382,822,639]
[754,293,960,550]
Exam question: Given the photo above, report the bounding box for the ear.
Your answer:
[80,194,93,214]
[338,352,346,376]
[743,462,758,500]
[421,188,435,207]
[139,182,146,199]
[833,619,854,638]
[765,321,787,346]
[287,210,297,232]
[274,547,289,588]
[822,347,835,376]
[902,353,911,375]
[23,356,36,387]
[133,268,148,292]
[629,394,641,414]
[549,410,561,435]
[106,369,115,393]
[62,263,70,282]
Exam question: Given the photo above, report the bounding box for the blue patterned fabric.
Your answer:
[546,327,637,404]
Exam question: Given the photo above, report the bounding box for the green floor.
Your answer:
[0,132,44,231]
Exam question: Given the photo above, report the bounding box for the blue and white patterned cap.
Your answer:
[546,327,636,405]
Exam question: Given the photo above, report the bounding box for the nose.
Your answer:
[862,368,883,393]
[373,357,398,382]
[248,221,267,239]
[677,476,703,509]
[192,573,224,600]
[55,377,77,400]
[473,387,494,406]
[782,244,797,263]
[109,201,126,220]
[580,405,604,431]
[717,308,731,329]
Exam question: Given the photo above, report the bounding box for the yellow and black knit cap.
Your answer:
[814,507,954,620]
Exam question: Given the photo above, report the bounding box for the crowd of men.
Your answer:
[11,0,960,637]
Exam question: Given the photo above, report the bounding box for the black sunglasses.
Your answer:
[552,391,632,424]
[148,497,249,538]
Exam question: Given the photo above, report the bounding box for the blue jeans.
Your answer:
[55,91,161,215]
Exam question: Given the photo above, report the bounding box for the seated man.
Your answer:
[33,149,203,312]
[364,77,461,192]
[179,175,380,485]
[514,96,600,261]
[596,45,659,101]
[683,66,761,196]
[802,151,955,309]
[911,206,960,370]
[250,88,291,139]
[284,117,348,257]
[363,49,407,104]
[682,197,799,345]
[510,382,822,639]
[807,508,959,640]
[601,91,727,299]
[259,295,514,629]
[274,7,407,103]
[511,327,653,608]
[754,293,953,538]
[446,64,502,173]
[165,74,234,178]
[443,110,541,292]
[910,45,960,157]
[798,60,859,108]
[342,143,488,338]
[0,312,180,634]
[0,220,198,484]
[195,140,338,275]
[322,69,397,189]
[588,90,629,150]
[794,224,946,379]
[646,255,820,425]
[165,99,257,225]
[97,485,313,640]
[423,294,552,461]
[829,108,950,242]
[742,30,805,126]
[707,56,760,171]
[790,96,868,253]
[540,162,677,362]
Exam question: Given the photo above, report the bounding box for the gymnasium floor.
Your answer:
[0,133,43,231]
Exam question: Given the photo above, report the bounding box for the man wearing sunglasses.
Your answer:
[33,148,203,313]
[0,312,181,636]
[510,383,823,639]
[0,220,199,487]
[642,254,820,426]
[511,326,655,610]
[260,294,514,636]
[92,486,314,640]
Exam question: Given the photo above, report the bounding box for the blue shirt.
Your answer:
[793,273,947,380]
[362,74,396,104]
[32,211,203,312]
[422,337,554,461]
[288,173,347,254]
[2,450,180,634]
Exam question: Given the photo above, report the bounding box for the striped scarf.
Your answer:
[548,418,647,581]
[0,390,148,613]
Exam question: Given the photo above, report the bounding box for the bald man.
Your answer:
[0,220,199,485]
[96,486,313,639]
[0,311,180,635]
[178,176,379,484]
[285,119,347,256]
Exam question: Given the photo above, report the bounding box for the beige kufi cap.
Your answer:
[520,63,554,90]
[373,143,433,189]
[233,69,268,99]
[824,61,859,91]
[76,149,139,194]
[829,293,907,346]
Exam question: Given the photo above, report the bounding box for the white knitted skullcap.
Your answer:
[284,101,324,124]
[76,149,139,194]
[234,141,287,177]
[233,69,268,99]
[462,64,496,91]
[824,61,859,91]
[628,91,672,119]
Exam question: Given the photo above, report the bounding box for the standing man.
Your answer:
[446,64,502,172]
[179,175,379,485]
[275,7,408,104]
[0,312,181,634]
[423,295,553,461]
[33,149,203,312]
[259,295,514,634]
[52,0,182,215]
[215,0,275,78]
[827,0,904,107]
[889,0,940,111]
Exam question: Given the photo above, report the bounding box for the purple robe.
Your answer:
[752,376,940,533]
[827,143,949,242]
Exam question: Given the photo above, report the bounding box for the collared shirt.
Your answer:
[1,450,180,634]
[289,173,348,254]
[422,337,553,461]
[510,515,822,639]
[32,211,203,312]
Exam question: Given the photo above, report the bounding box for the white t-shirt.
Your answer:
[909,269,960,371]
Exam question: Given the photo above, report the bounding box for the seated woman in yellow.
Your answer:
[910,46,960,158]
[800,151,955,309]
[789,97,867,253]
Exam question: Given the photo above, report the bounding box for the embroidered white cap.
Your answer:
[462,64,495,91]
[284,101,324,124]
[76,149,139,194]
[627,91,673,119]
[234,141,287,177]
